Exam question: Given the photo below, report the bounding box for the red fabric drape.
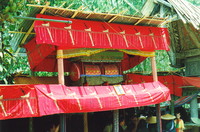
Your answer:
[126,74,183,96]
[0,82,170,120]
[25,38,147,72]
[24,38,72,72]
[182,77,200,88]
[34,14,170,51]
[121,54,146,71]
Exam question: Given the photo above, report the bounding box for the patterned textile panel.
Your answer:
[104,64,119,75]
[84,64,101,75]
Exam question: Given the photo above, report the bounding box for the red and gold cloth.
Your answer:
[0,81,170,120]
[34,14,170,51]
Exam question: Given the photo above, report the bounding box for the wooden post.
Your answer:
[29,71,35,132]
[170,95,175,115]
[151,56,162,132]
[113,110,119,132]
[60,114,66,132]
[29,118,33,132]
[57,50,65,85]
[0,121,2,132]
[83,113,88,132]
[57,50,66,132]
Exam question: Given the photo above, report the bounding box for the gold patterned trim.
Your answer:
[57,48,155,59]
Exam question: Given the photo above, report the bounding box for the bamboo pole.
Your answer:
[108,10,128,23]
[27,4,167,23]
[14,16,72,23]
[151,56,162,132]
[9,31,35,34]
[104,7,116,19]
[57,50,66,132]
[71,6,86,18]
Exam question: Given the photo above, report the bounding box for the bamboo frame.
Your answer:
[26,4,167,25]
[21,2,50,45]
[134,17,146,25]
[86,7,99,19]
[104,7,116,19]
[9,31,35,34]
[108,10,128,23]
[55,2,67,14]
[60,3,74,15]
[71,6,86,18]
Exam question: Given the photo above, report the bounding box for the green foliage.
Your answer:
[0,0,27,23]
[0,0,29,84]
[126,50,181,75]
[186,0,200,6]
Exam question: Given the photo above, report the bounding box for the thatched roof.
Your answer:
[11,2,168,53]
[168,0,200,30]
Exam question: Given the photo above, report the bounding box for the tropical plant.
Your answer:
[0,0,28,84]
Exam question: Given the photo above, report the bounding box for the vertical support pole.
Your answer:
[29,71,35,132]
[60,114,66,132]
[151,56,162,132]
[113,110,119,132]
[57,50,65,85]
[190,97,198,119]
[0,121,2,132]
[57,50,66,132]
[170,95,175,115]
[29,118,33,132]
[83,113,88,132]
[151,56,158,82]
[190,97,199,132]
